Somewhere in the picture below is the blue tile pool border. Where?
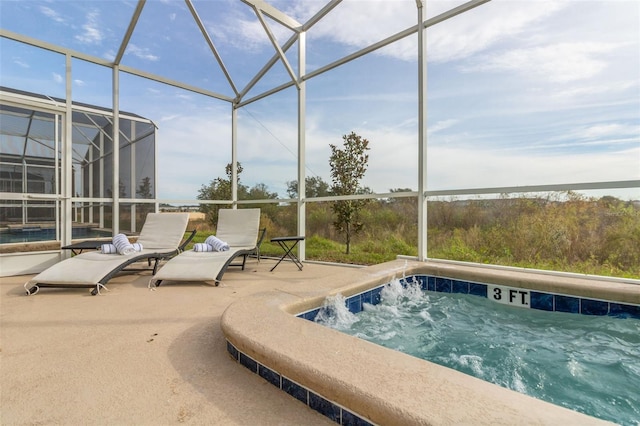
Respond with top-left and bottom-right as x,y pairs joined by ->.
226,341 -> 374,426
298,274 -> 640,321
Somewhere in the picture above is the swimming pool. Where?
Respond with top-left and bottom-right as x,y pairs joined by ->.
312,277 -> 640,425
0,226 -> 110,244
222,259 -> 639,425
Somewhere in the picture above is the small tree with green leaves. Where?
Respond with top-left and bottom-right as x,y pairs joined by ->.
197,162 -> 248,226
329,131 -> 370,254
286,176 -> 332,198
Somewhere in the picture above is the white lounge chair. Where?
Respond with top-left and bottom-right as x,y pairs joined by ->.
24,213 -> 192,296
149,208 -> 262,288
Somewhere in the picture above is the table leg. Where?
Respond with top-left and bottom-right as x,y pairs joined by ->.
270,240 -> 303,271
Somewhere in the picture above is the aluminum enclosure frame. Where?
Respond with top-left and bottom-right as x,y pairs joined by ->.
1,0 -> 638,268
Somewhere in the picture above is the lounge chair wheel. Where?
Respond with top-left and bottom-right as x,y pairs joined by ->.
91,288 -> 99,296
155,280 -> 162,287
26,286 -> 38,296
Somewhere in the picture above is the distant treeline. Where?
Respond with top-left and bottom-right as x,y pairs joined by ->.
425,193 -> 639,279
194,192 -> 640,279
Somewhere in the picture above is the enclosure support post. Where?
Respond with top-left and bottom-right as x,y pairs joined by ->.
61,54 -> 73,257
416,0 -> 428,261
112,65 -> 120,235
297,31 -> 307,262
231,105 -> 238,207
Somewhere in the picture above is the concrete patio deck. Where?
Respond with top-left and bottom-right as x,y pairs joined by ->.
1,257 -> 347,425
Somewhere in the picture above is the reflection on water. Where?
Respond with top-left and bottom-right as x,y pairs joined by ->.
0,226 -> 110,244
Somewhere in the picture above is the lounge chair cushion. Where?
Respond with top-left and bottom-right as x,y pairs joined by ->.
136,213 -> 189,249
150,208 -> 260,285
25,213 -> 190,289
150,248 -> 253,283
27,249 -> 162,285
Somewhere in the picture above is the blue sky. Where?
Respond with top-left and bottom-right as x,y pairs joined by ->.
1,0 -> 639,201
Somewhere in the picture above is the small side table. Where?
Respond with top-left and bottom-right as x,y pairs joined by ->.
62,239 -> 110,255
270,236 -> 305,272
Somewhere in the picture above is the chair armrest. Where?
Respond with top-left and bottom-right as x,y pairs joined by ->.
179,229 -> 197,251
257,227 -> 267,248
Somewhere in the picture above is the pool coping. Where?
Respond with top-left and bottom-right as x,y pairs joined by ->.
221,259 -> 637,425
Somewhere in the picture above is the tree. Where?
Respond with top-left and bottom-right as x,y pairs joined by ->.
197,162 -> 248,225
107,181 -> 127,198
134,177 -> 155,221
329,131 -> 370,254
246,182 -> 278,200
197,163 -> 280,225
136,176 -> 153,199
286,176 -> 332,198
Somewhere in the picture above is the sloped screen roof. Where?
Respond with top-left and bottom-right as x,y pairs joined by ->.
1,0 -> 638,200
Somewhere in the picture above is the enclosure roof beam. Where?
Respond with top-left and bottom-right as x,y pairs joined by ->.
114,0 -> 146,65
0,29 -> 112,67
237,32 -> 298,103
237,0 -> 341,103
241,0 -> 301,31
253,7 -> 300,90
240,0 -> 492,106
0,29 -> 234,104
237,80 -> 295,108
21,111 -> 35,162
186,0 -> 240,97
118,65 -> 234,102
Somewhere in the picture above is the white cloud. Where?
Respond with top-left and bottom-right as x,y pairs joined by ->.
207,7 -> 295,53
578,123 -> 640,140
5,0 -> 635,202
426,0 -> 566,63
13,58 -> 29,68
427,145 -> 640,192
39,5 -> 65,23
428,119 -> 459,136
103,49 -> 116,62
304,0 -> 415,59
464,42 -> 616,83
552,80 -> 637,100
75,10 -> 103,45
528,123 -> 640,151
293,0 -> 566,63
157,111 -> 232,199
126,44 -> 159,61
74,79 -> 86,87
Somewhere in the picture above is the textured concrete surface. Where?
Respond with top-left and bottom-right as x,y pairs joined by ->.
1,257 -> 343,425
3,256 -> 633,425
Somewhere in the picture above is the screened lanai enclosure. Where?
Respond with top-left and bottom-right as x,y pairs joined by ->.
1,87 -> 156,236
1,0 -> 639,277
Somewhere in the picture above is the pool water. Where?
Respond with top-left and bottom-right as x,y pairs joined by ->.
0,227 -> 110,244
314,279 -> 640,425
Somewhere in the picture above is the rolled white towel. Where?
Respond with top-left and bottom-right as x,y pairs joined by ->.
193,242 -> 214,252
113,233 -> 135,255
204,235 -> 230,252
100,244 -> 118,254
101,242 -> 142,254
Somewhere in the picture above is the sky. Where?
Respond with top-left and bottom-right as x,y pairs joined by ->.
1,0 -> 639,201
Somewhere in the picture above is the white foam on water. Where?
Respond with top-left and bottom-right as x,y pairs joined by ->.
312,276 -> 640,425
314,294 -> 359,330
